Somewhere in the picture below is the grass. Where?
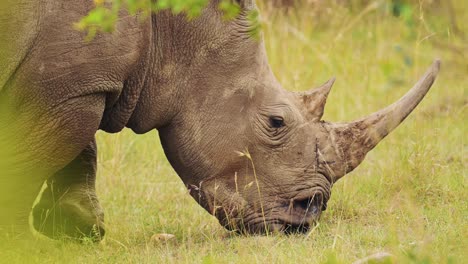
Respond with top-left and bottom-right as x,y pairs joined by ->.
2,1 -> 467,263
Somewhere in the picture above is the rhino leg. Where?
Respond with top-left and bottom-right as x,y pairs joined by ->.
0,91 -> 106,240
32,139 -> 105,242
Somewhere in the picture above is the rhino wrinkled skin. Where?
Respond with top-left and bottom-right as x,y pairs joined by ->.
0,0 -> 439,240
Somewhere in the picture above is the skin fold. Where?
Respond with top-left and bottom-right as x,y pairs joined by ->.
0,0 -> 439,240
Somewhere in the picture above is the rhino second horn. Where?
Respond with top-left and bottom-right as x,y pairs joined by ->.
330,59 -> 440,180
301,77 -> 336,121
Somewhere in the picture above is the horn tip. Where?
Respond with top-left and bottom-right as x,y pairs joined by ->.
323,77 -> 336,92
432,59 -> 441,74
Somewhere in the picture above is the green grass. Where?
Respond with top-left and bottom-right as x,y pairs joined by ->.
2,1 -> 467,263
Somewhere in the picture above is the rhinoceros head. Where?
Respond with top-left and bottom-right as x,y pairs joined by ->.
154,0 -> 440,234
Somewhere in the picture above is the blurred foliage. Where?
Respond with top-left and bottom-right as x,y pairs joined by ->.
76,0 -> 242,40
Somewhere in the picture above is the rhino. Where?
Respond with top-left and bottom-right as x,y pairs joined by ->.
0,0 -> 439,241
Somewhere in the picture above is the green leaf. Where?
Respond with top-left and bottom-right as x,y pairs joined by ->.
76,0 -> 252,40
219,0 -> 240,20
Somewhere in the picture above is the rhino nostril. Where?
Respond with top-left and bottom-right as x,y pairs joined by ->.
295,197 -> 312,211
293,193 -> 323,214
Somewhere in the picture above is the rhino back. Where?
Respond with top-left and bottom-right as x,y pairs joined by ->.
0,0 -> 152,133
0,0 -> 41,92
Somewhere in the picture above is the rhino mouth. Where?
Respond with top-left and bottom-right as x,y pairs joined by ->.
240,215 -> 317,235
234,193 -> 325,235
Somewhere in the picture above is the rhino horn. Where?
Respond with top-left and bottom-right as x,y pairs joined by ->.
329,60 -> 440,180
301,77 -> 336,121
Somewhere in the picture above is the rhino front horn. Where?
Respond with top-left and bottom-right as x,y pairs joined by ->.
328,60 -> 440,181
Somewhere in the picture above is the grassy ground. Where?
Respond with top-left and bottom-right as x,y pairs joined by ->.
3,1 -> 467,263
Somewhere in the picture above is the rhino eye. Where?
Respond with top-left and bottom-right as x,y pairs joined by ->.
269,116 -> 285,128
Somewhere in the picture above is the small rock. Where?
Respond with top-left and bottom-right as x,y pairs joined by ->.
150,233 -> 175,244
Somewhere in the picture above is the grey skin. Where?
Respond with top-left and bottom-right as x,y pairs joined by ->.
0,0 -> 439,240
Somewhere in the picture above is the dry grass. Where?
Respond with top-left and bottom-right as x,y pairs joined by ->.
2,0 -> 467,263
